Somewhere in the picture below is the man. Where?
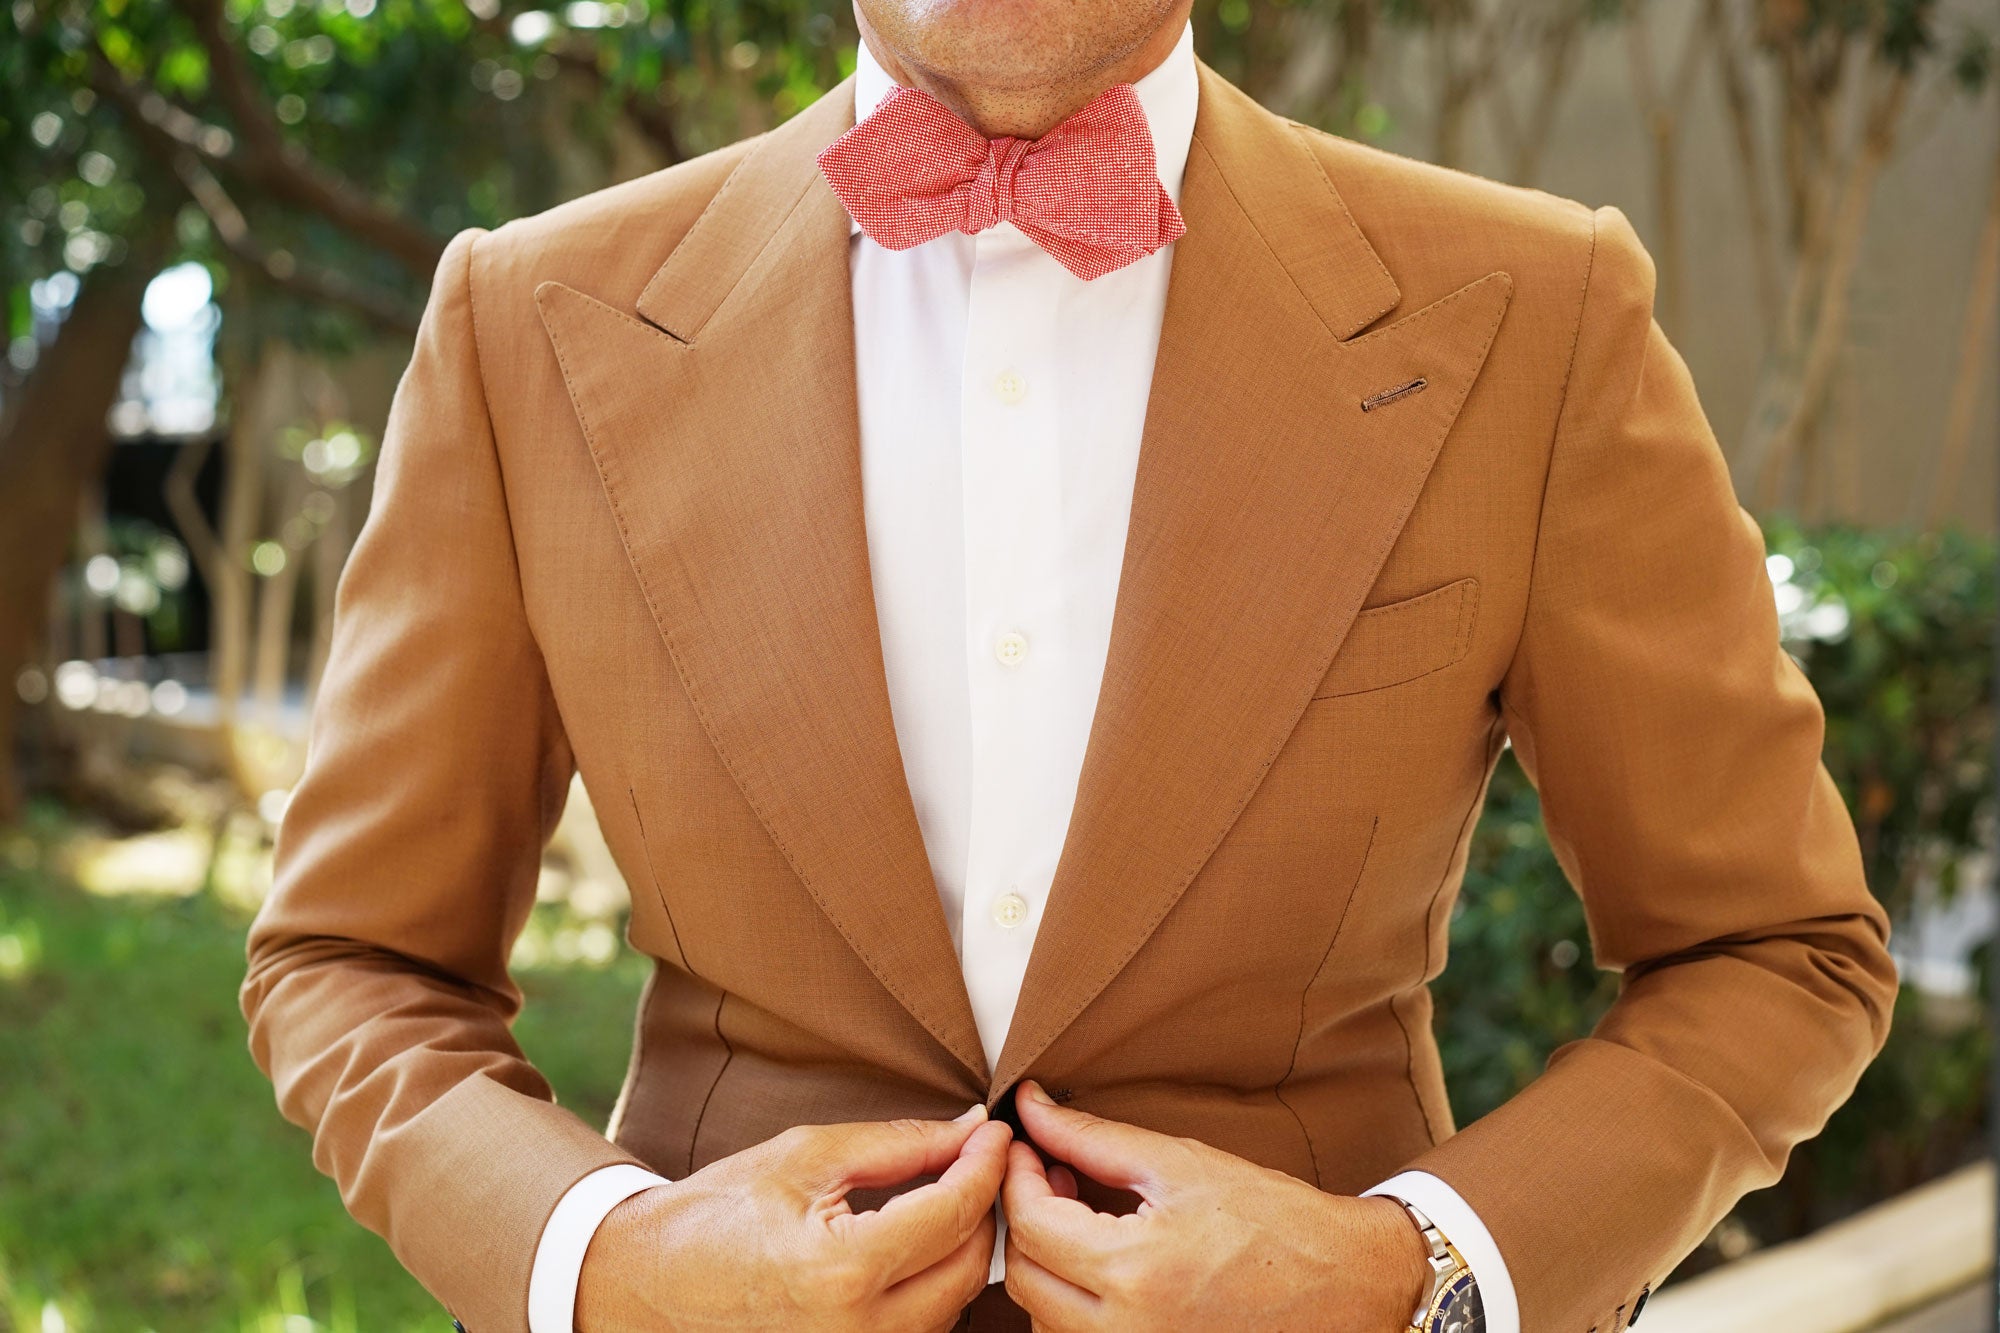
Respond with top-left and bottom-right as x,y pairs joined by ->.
240,0 -> 1898,1328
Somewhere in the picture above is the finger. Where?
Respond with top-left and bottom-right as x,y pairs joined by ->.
1002,1136 -> 1060,1205
800,1107 -> 990,1195
1047,1161 -> 1079,1200
1014,1082 -> 1179,1198
1004,1229 -> 1102,1332
1000,1140 -> 1125,1290
850,1119 -> 1012,1286
875,1203 -> 996,1332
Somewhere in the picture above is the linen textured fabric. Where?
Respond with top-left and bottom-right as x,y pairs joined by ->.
241,55 -> 1896,1333
816,81 -> 1186,280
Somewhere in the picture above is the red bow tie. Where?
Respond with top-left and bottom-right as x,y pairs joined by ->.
817,82 -> 1186,282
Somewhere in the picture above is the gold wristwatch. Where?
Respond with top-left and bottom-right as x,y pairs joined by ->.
1385,1196 -> 1485,1333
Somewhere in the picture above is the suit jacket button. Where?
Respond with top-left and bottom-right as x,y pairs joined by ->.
1629,1284 -> 1652,1326
991,1084 -> 1023,1138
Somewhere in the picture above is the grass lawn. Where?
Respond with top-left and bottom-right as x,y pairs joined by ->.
0,815 -> 648,1333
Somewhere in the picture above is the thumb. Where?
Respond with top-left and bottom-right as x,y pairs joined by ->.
1013,1081 -> 1178,1199
804,1105 -> 991,1194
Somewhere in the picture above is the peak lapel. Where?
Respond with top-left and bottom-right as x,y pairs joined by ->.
990,66 -> 1513,1096
536,81 -> 988,1086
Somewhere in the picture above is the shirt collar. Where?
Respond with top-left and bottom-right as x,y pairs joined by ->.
845,20 -> 1199,238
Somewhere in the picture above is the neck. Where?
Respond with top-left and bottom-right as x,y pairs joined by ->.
854,4 -> 1192,139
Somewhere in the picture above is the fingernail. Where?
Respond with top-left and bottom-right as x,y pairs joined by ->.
1021,1081 -> 1051,1105
954,1103 -> 988,1124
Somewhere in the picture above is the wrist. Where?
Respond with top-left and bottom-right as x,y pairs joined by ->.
1363,1194 -> 1434,1327
1375,1193 -> 1488,1333
575,1183 -> 678,1332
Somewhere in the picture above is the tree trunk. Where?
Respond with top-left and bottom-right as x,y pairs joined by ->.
252,466 -> 304,724
0,240 -> 165,823
1626,1 -> 1709,340
305,482 -> 354,713
1924,143 -> 2000,525
1326,0 -> 1378,135
1707,0 -> 1782,334
1628,6 -> 1684,335
171,334 -> 296,801
1740,67 -> 1909,506
210,341 -> 277,745
1429,6 -> 1502,172
1504,5 -> 1585,187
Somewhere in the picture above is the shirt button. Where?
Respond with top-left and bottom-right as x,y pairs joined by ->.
991,891 -> 1030,929
993,631 -> 1029,667
994,370 -> 1027,405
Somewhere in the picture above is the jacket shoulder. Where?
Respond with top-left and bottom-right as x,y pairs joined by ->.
1292,124 -> 1601,320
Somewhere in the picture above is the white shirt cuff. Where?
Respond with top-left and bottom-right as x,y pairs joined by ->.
527,1163 -> 673,1333
1364,1170 -> 1520,1333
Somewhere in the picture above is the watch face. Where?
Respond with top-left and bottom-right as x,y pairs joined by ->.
1428,1269 -> 1485,1333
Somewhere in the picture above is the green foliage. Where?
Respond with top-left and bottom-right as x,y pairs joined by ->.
1432,750 -> 1618,1124
0,0 -> 860,368
1775,979 -> 1989,1241
90,517 -> 196,650
1950,23 -> 1994,93
1435,519 -> 1996,1258
1766,521 -> 1996,920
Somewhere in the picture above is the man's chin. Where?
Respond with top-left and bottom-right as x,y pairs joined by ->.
857,0 -> 1171,93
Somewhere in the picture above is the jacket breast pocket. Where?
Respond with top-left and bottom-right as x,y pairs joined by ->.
1312,576 -> 1480,700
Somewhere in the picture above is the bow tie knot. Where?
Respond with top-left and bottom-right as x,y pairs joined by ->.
962,135 -> 1031,234
818,82 -> 1187,282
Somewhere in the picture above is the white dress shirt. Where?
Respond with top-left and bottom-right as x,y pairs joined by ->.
527,26 -> 1518,1332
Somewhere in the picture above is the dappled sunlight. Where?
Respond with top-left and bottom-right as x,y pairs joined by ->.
0,919 -> 40,983
18,760 -> 637,978
515,773 -> 632,973
511,914 -> 622,972
67,827 -> 210,899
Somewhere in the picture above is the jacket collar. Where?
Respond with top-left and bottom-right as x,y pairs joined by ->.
632,58 -> 1403,347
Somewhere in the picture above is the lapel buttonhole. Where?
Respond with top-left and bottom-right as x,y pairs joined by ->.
1360,377 -> 1428,412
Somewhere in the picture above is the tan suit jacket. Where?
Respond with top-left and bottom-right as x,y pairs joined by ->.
242,57 -> 1896,1333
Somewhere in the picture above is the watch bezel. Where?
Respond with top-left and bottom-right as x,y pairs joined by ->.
1419,1261 -> 1481,1333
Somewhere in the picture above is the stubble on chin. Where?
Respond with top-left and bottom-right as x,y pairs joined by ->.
853,0 -> 1186,135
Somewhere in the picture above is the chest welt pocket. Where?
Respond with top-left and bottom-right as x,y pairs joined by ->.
1312,577 -> 1480,699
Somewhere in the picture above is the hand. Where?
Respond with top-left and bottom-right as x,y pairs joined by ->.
577,1105 -> 1012,1332
1000,1081 -> 1429,1331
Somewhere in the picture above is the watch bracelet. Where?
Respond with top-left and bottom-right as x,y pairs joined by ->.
1384,1196 -> 1484,1333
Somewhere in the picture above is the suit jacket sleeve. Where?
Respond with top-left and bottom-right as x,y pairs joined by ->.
240,227 -> 645,1333
1401,205 -> 1898,1330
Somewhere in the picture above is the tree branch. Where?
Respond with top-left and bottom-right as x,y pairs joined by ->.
92,58 -> 422,334
554,42 -> 685,163
1707,0 -> 1781,334
177,155 -> 423,335
469,5 -> 685,164
168,0 -> 446,274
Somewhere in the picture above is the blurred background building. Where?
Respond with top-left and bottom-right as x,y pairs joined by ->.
0,0 -> 1994,1329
